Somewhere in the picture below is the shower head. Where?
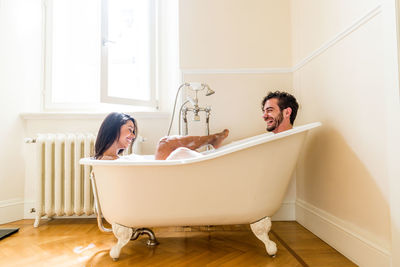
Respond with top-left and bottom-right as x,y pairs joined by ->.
205,85 -> 215,96
187,83 -> 215,96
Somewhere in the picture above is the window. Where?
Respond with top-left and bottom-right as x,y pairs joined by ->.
44,0 -> 158,110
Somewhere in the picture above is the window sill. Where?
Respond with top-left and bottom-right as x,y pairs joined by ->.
20,111 -> 170,120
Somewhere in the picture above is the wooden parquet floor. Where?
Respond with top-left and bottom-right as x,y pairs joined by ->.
0,219 -> 356,267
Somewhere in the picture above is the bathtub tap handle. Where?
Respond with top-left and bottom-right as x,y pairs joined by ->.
193,108 -> 201,121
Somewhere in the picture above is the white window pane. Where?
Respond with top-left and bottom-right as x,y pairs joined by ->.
51,0 -> 101,103
107,0 -> 152,101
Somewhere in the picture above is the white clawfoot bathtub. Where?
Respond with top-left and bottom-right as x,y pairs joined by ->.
80,122 -> 321,260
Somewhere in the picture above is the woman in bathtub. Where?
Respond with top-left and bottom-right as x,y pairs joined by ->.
94,112 -> 229,160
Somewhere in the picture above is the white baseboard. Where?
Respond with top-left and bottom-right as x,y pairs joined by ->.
296,199 -> 391,267
272,201 -> 295,221
0,198 -> 24,224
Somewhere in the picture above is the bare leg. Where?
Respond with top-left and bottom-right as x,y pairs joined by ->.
155,129 -> 229,160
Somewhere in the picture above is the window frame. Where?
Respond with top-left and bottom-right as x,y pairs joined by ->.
42,0 -> 159,111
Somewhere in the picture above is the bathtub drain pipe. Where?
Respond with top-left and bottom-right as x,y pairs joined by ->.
131,228 -> 159,246
90,171 -> 113,233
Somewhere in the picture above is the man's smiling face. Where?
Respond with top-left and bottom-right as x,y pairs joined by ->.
262,98 -> 283,132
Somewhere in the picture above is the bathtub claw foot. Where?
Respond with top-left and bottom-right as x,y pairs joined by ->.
250,217 -> 277,256
110,223 -> 133,260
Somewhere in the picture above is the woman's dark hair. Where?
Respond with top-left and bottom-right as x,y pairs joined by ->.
94,112 -> 137,159
261,91 -> 299,124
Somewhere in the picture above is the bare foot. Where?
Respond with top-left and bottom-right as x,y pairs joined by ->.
211,129 -> 229,148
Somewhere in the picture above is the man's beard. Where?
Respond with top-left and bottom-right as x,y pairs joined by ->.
266,112 -> 283,132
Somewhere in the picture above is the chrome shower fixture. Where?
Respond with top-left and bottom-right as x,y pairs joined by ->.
205,85 -> 215,96
188,82 -> 215,96
167,82 -> 215,136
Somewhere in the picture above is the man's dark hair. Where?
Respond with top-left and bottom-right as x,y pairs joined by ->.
261,91 -> 299,125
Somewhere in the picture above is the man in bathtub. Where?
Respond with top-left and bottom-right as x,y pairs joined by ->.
261,91 -> 299,133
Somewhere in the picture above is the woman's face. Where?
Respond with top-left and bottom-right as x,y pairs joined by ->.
117,120 -> 136,149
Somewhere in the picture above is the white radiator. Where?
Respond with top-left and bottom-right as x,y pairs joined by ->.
29,133 -> 136,227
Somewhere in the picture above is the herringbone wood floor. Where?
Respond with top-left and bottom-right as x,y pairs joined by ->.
0,219 -> 356,267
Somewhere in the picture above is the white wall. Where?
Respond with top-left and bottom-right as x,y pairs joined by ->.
291,0 -> 397,266
0,0 -> 42,224
180,0 -> 292,69
383,1 -> 400,266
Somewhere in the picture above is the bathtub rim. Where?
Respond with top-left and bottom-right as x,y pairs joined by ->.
80,122 -> 321,166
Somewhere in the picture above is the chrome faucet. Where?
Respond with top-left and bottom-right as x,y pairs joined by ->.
181,105 -> 212,136
167,83 -> 215,136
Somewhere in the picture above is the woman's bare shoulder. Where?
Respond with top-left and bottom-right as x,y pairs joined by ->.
97,155 -> 118,160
